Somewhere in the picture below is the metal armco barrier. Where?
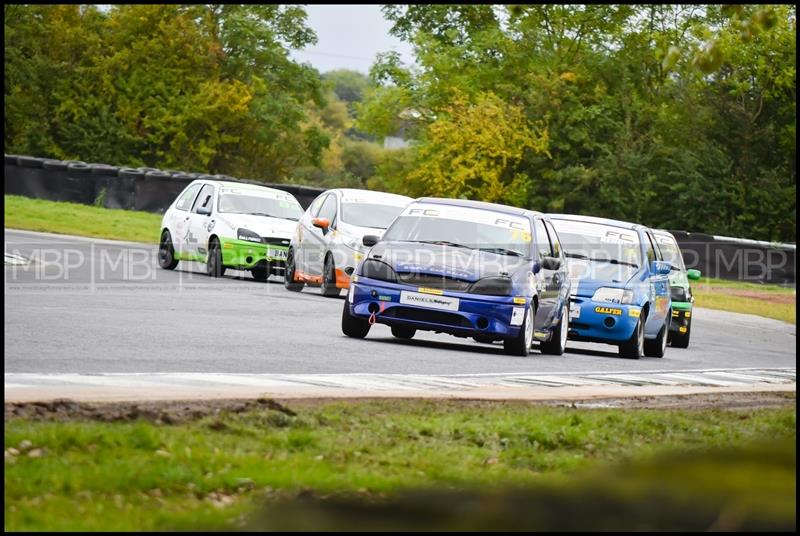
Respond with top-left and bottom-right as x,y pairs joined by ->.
4,155 -> 795,284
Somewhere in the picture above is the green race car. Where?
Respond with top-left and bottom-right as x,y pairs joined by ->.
654,230 -> 701,348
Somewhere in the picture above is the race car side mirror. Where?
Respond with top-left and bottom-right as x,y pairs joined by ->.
687,268 -> 702,280
362,235 -> 380,247
196,205 -> 211,216
312,217 -> 330,231
541,256 -> 561,270
652,260 -> 672,275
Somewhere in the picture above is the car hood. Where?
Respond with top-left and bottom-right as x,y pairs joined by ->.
337,222 -> 387,241
566,258 -> 642,297
368,241 -> 529,283
218,214 -> 297,239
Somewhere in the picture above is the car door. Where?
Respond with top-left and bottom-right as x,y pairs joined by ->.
170,182 -> 203,257
644,231 -> 670,333
545,219 -> 569,311
187,183 -> 216,261
295,193 -> 327,274
307,193 -> 338,278
532,218 -> 558,328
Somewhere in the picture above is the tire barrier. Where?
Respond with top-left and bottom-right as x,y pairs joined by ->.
668,230 -> 795,285
4,153 -> 325,213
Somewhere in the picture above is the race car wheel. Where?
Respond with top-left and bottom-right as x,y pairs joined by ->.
341,296 -> 370,338
321,254 -> 341,298
206,238 -> 225,278
251,266 -> 269,282
540,303 -> 569,355
503,304 -> 534,356
391,326 -> 416,339
619,317 -> 644,359
671,317 -> 691,348
158,230 -> 178,270
644,316 -> 669,357
284,248 -> 304,292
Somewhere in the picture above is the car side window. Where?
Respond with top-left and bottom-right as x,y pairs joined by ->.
175,184 -> 201,212
534,219 -> 552,259
544,220 -> 562,258
191,184 -> 214,214
318,193 -> 337,224
644,232 -> 657,264
309,194 -> 327,218
648,232 -> 664,260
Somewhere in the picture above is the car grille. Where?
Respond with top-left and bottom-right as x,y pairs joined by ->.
397,272 -> 471,291
381,306 -> 472,328
262,237 -> 290,247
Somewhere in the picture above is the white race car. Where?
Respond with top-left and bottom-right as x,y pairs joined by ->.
285,188 -> 412,296
158,179 -> 304,281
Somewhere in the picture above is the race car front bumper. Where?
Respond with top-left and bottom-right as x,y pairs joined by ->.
669,301 -> 692,334
219,237 -> 288,269
566,296 -> 642,343
348,276 -> 530,339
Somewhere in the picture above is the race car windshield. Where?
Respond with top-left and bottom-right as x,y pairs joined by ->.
218,194 -> 303,220
341,203 -> 406,229
655,237 -> 686,271
550,219 -> 643,269
383,216 -> 532,258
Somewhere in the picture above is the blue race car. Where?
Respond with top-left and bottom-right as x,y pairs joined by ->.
341,198 -> 572,356
547,215 -> 672,359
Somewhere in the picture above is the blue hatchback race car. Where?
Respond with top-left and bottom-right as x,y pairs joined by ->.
547,215 -> 672,359
341,198 -> 572,356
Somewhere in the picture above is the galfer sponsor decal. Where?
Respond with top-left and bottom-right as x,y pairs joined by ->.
629,308 -> 641,318
595,306 -> 622,315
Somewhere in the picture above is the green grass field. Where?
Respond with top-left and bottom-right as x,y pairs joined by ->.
4,195 -> 796,323
4,399 -> 796,531
4,195 -> 161,243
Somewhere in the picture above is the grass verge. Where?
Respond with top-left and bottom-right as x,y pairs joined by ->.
4,398 -> 796,531
692,277 -> 796,324
4,194 -> 161,243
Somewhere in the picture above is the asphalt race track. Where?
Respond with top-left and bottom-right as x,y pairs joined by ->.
4,229 -> 796,382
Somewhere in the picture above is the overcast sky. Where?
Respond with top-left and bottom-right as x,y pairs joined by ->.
289,4 -> 415,74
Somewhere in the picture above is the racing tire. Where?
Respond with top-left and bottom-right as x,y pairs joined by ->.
619,317 -> 644,359
157,230 -> 179,270
321,253 -> 341,298
284,248 -> 304,292
540,303 -> 569,356
251,266 -> 269,282
644,316 -> 669,357
391,326 -> 416,339
670,318 -> 691,349
341,297 -> 370,338
206,238 -> 226,278
503,304 -> 534,357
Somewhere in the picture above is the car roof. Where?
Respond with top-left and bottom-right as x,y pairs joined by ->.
416,197 -> 544,218
547,213 -> 648,232
197,179 -> 297,198
652,229 -> 677,239
328,188 -> 412,205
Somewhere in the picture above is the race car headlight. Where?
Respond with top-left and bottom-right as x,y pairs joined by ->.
469,276 -> 513,296
237,228 -> 262,243
670,286 -> 688,302
592,287 -> 634,304
360,259 -> 398,283
343,235 -> 367,251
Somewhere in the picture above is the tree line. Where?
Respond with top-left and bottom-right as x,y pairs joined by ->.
4,5 -> 795,241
